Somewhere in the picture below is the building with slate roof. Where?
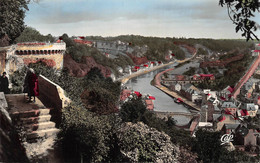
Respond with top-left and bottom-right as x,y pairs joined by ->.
221,123 -> 240,134
180,83 -> 202,102
239,103 -> 259,117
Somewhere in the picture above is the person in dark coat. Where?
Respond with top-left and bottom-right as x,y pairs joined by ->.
25,69 -> 39,102
0,72 -> 9,94
23,69 -> 30,95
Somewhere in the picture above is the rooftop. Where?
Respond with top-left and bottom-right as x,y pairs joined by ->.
221,101 -> 237,108
224,123 -> 239,129
240,103 -> 257,111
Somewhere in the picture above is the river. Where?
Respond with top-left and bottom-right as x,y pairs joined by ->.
125,60 -> 200,125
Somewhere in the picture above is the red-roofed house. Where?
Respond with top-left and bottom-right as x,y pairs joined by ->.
199,74 -> 215,80
105,53 -> 109,58
120,89 -> 131,101
224,107 -> 237,117
227,87 -> 234,93
143,64 -> 149,68
220,96 -> 227,101
176,75 -> 186,81
145,99 -> 154,111
255,96 -> 260,105
216,114 -> 239,131
235,127 -> 257,147
132,66 -> 140,72
149,96 -> 156,100
218,86 -> 234,100
193,74 -> 201,80
134,91 -> 142,98
218,115 -> 226,122
73,39 -> 93,46
240,109 -> 249,116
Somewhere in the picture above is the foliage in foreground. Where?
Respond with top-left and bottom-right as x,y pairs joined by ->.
219,0 -> 259,41
116,122 -> 177,162
120,97 -> 192,146
193,129 -> 260,162
58,105 -> 119,162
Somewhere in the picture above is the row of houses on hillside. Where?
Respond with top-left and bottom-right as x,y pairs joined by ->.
162,74 -> 215,86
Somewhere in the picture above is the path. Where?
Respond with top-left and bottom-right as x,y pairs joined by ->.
232,54 -> 260,98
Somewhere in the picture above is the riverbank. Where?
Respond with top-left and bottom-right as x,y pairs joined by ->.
153,68 -> 200,112
120,61 -> 175,84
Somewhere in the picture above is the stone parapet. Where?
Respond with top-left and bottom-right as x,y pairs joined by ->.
38,75 -> 71,110
16,42 -> 66,51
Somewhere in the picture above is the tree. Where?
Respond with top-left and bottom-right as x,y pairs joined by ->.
0,0 -> 29,45
192,129 -> 224,162
81,67 -> 121,114
219,0 -> 259,41
15,27 -> 54,43
120,97 -> 147,123
58,105 -> 118,162
116,122 -> 177,162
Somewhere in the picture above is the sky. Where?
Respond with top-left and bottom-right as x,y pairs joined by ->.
25,0 -> 260,39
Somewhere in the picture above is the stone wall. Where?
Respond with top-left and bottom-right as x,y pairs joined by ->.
0,45 -> 22,75
0,92 -> 28,162
0,50 -> 6,74
0,43 -> 66,78
38,75 -> 71,125
16,43 -> 66,51
200,54 -> 244,68
19,53 -> 64,69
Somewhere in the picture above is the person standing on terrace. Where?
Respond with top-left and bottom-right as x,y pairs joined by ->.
0,72 -> 9,94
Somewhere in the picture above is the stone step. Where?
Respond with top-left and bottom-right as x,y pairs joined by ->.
26,128 -> 60,140
25,121 -> 56,132
11,109 -> 51,118
21,115 -> 52,124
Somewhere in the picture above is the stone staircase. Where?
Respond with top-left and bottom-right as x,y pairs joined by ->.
11,107 -> 59,142
5,94 -> 59,143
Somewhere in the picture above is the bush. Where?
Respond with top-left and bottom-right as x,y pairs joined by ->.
58,105 -> 118,162
15,27 -> 54,43
10,67 -> 27,94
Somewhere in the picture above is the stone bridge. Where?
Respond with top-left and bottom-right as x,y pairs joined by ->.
154,111 -> 199,120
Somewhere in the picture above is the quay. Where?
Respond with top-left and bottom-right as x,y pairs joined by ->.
119,61 -> 175,84
154,84 -> 201,112
154,111 -> 199,120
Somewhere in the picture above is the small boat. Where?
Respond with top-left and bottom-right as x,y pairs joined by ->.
174,98 -> 183,104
